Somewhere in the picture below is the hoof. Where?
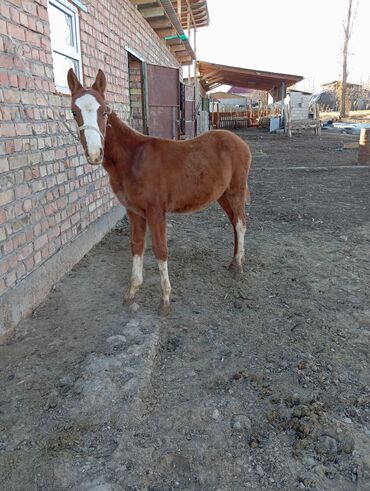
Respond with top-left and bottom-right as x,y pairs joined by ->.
158,299 -> 171,316
228,260 -> 243,279
123,293 -> 134,306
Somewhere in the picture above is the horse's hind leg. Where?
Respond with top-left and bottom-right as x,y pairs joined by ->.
146,208 -> 171,315
218,188 -> 247,277
123,211 -> 147,305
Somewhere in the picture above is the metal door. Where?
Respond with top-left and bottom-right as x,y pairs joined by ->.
184,84 -> 195,138
146,64 -> 180,139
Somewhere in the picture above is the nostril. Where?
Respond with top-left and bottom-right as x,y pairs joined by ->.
85,151 -> 102,163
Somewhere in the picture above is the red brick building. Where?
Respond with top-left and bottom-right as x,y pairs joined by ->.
0,0 -> 209,339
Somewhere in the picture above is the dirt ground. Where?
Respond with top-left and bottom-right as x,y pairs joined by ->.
1,129 -> 370,491
320,110 -> 370,123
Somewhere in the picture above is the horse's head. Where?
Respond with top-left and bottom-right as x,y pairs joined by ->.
67,69 -> 110,165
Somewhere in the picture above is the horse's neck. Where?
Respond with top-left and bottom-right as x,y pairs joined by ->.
104,112 -> 142,166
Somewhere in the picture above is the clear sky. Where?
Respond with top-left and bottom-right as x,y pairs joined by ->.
196,0 -> 370,92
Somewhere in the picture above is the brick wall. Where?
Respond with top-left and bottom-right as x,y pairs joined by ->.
0,0 -> 179,299
289,92 -> 311,120
128,58 -> 144,133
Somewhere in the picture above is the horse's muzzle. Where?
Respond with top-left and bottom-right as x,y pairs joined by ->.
86,149 -> 103,165
87,158 -> 103,165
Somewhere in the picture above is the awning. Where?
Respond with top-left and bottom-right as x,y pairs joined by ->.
197,60 -> 303,98
130,1 -> 209,66
175,0 -> 209,29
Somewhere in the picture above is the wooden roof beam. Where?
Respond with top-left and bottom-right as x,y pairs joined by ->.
203,64 -> 302,83
140,6 -> 166,18
179,58 -> 193,65
201,73 -> 223,82
174,0 -> 209,28
203,74 -> 221,84
184,0 -> 196,29
199,69 -> 219,81
169,44 -> 187,52
208,82 -> 222,90
146,17 -> 172,28
131,0 -> 158,5
155,27 -> 177,37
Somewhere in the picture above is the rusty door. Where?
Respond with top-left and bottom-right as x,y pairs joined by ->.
184,84 -> 195,138
146,64 -> 180,139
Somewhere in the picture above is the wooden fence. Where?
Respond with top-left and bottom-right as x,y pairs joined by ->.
210,105 -> 273,129
211,111 -> 249,129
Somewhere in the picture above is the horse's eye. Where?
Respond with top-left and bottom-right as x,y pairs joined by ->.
72,111 -> 77,117
103,111 -> 108,117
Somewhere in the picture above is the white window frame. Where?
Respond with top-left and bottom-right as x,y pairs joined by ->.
48,0 -> 83,94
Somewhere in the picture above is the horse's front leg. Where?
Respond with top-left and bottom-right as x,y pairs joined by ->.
123,210 -> 147,305
146,208 -> 171,315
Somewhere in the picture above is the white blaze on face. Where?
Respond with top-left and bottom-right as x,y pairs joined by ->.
75,94 -> 102,162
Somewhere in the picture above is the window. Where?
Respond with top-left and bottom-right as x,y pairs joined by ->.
48,0 -> 83,93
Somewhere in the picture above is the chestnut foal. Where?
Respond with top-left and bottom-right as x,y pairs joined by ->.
68,69 -> 252,314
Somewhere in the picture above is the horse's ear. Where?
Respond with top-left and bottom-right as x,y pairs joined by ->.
67,68 -> 82,94
92,69 -> 106,96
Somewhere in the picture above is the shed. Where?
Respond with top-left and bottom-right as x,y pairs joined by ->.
284,90 -> 321,137
197,61 -> 303,130
285,90 -> 312,120
197,61 -> 303,101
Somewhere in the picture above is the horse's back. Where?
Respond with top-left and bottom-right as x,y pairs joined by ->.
163,130 -> 251,212
124,129 -> 251,213
193,129 -> 251,174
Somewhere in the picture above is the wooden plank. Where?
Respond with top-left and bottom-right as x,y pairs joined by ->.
155,28 -> 177,38
146,18 -> 172,29
131,0 -> 158,5
140,6 -> 165,18
184,0 -> 196,28
169,44 -> 187,53
199,69 -> 219,82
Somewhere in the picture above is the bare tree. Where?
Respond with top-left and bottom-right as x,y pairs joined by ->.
340,0 -> 358,118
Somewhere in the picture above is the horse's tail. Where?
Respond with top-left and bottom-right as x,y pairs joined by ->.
245,145 -> 252,204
